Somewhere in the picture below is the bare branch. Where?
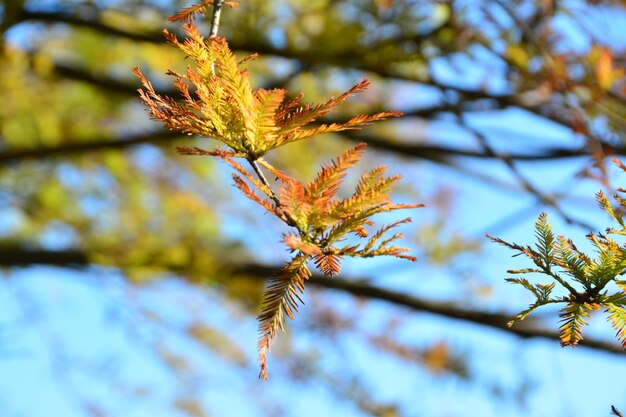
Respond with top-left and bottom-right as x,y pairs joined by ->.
1,248 -> 624,355
0,131 -> 181,165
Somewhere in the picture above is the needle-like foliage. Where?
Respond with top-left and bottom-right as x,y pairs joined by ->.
133,23 -> 400,159
168,0 -> 239,23
134,3 -> 420,380
488,158 -> 626,349
231,143 -> 423,379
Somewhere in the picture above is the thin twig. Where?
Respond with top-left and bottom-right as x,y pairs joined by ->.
247,158 -> 303,232
208,0 -> 225,75
454,110 -> 593,230
491,0 -> 556,69
248,159 -> 278,202
209,0 -> 224,38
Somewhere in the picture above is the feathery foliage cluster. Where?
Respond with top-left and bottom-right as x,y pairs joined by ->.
133,1 -> 421,379
133,24 -> 400,159
488,159 -> 626,349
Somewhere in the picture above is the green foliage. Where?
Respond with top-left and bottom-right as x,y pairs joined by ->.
488,159 -> 626,349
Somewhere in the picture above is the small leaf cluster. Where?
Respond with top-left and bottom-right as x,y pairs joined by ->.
133,24 -> 399,160
488,159 -> 626,349
255,143 -> 422,379
133,4 -> 420,379
180,143 -> 423,378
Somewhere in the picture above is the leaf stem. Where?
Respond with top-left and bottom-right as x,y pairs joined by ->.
247,158 -> 304,233
543,267 -> 580,297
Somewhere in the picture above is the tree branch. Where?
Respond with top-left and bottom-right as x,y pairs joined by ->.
0,248 -> 88,266
19,10 -> 163,43
50,62 -> 177,97
0,131 -> 182,165
4,56 -> 619,168
1,248 -> 623,355
0,127 -> 618,170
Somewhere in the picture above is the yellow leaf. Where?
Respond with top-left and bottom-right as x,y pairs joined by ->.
596,47 -> 614,90
506,45 -> 529,70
